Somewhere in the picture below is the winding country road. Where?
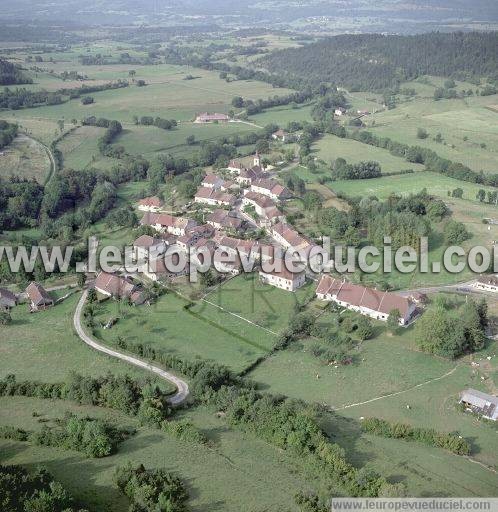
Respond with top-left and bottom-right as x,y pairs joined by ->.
73,290 -> 189,405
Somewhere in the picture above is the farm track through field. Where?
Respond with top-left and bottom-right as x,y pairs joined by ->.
73,290 -> 189,405
333,365 -> 459,411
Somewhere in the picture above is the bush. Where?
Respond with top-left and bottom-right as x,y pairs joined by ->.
361,417 -> 470,455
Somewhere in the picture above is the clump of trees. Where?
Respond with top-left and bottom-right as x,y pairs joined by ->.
162,418 -> 208,445
133,115 -> 178,130
0,58 -> 32,85
0,465 -> 86,512
0,120 -> 18,150
361,417 -> 471,455
415,298 -> 487,358
331,158 -> 382,180
114,463 -> 189,512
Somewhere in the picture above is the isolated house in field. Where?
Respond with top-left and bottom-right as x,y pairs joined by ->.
94,272 -> 146,305
460,389 -> 498,421
250,179 -> 292,201
133,235 -> 167,261
0,288 -> 17,310
195,112 -> 229,123
315,275 -> 416,326
259,262 -> 306,292
473,275 -> 498,293
137,196 -> 163,212
26,282 -> 54,312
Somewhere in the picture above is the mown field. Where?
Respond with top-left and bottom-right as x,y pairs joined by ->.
92,287 -> 278,374
0,133 -> 51,182
314,134 -> 426,173
329,171 -> 496,203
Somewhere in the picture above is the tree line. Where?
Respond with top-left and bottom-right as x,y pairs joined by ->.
0,120 -> 17,150
255,32 -> 498,92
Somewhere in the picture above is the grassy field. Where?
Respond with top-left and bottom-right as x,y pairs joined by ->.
248,318 -> 498,493
0,293 -> 175,393
0,133 -> 51,182
201,273 -> 314,333
93,288 -> 277,373
314,134 -> 426,173
0,398 -> 307,512
364,88 -> 498,174
329,171 -> 496,203
115,121 -> 255,159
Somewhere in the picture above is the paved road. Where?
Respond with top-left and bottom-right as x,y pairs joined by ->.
73,290 -> 189,405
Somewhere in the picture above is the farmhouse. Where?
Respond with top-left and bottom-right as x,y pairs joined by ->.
259,263 -> 306,292
95,271 -> 146,305
133,235 -> 167,261
473,275 -> 498,292
0,288 -> 17,310
250,178 -> 292,201
195,112 -> 230,123
140,212 -> 197,236
137,196 -> 163,212
26,282 -> 54,312
194,186 -> 236,207
236,167 -> 270,186
335,107 -> 347,116
201,173 -> 225,190
316,275 -> 416,325
272,129 -> 288,142
143,253 -> 186,282
271,222 -> 310,250
460,389 -> 498,421
206,209 -> 243,231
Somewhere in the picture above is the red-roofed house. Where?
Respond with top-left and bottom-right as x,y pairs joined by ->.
140,213 -> 197,236
316,275 -> 416,325
138,196 -> 163,212
250,178 -> 292,201
259,261 -> 306,292
194,186 -> 236,207
26,282 -> 54,312
95,272 -> 146,305
133,235 -> 167,261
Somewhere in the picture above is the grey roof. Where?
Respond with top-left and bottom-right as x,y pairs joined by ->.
0,288 -> 17,307
460,388 -> 498,420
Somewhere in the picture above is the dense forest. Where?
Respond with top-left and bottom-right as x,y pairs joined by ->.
256,32 -> 498,91
0,58 -> 31,86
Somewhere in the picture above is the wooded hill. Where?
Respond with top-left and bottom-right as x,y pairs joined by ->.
256,32 -> 498,91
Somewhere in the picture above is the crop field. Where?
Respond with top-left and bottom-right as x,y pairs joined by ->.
93,289 -> 277,373
0,399 -> 306,512
314,134 -> 426,173
0,133 -> 51,182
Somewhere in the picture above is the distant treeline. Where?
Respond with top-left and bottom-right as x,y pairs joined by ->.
0,80 -> 127,110
255,32 -> 498,91
0,57 -> 32,85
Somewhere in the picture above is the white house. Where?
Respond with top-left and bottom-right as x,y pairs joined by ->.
259,264 -> 306,292
201,174 -> 225,190
194,186 -> 236,207
250,178 -> 291,201
335,107 -> 346,116
315,275 -> 416,326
